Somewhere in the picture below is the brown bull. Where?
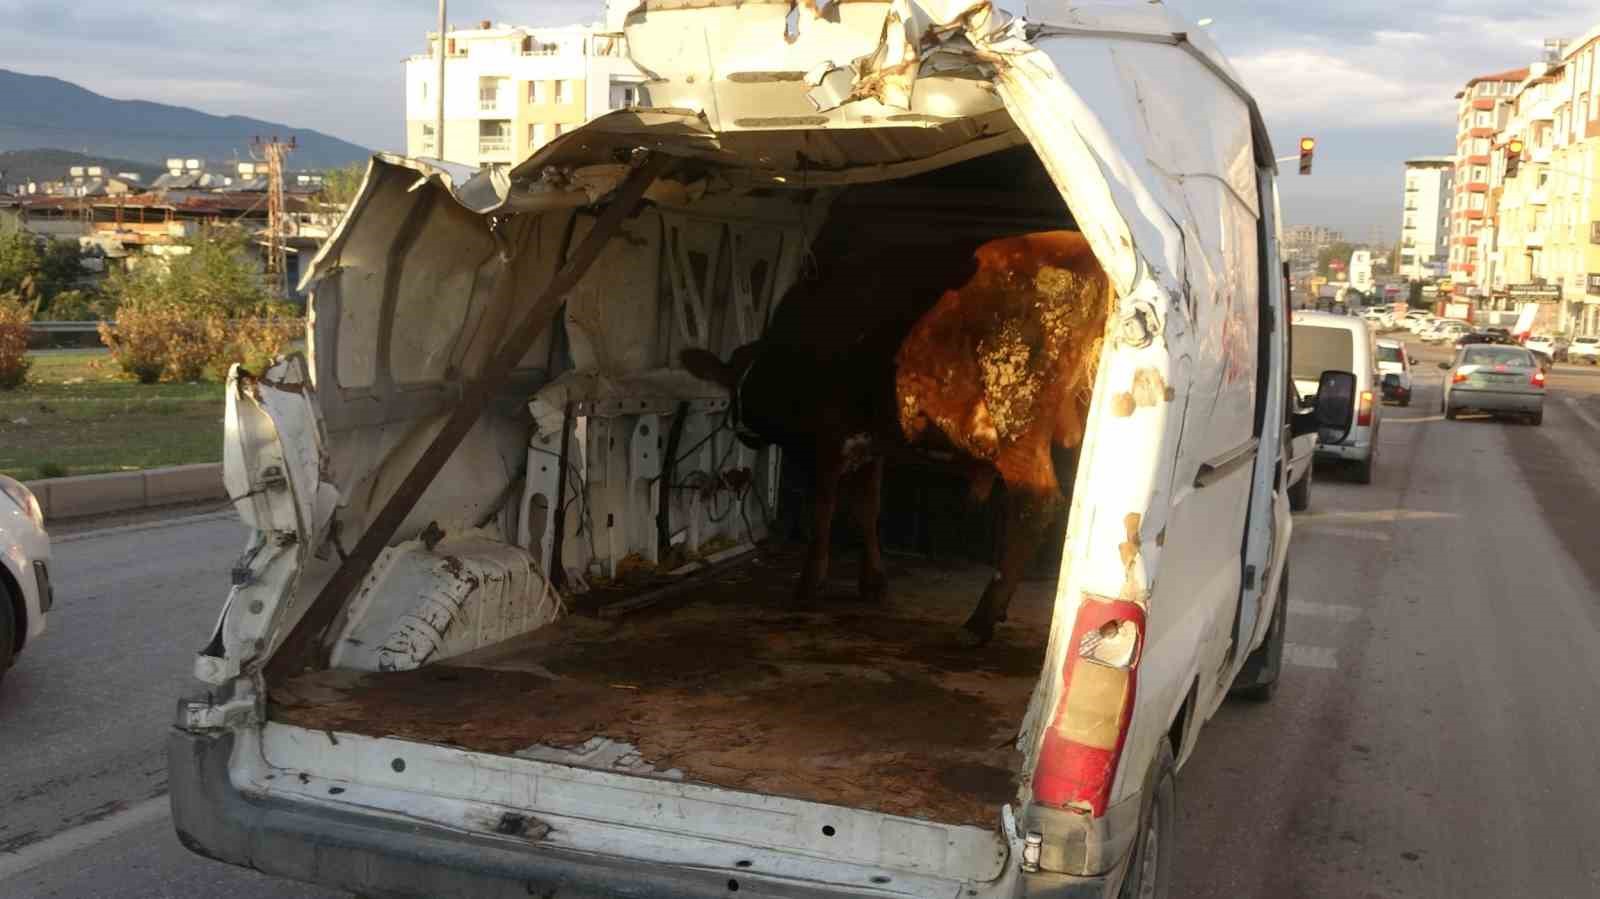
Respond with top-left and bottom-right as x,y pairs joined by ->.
682,230 -> 1112,644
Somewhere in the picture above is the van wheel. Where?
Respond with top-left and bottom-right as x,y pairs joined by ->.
1444,406 -> 1458,421
1529,410 -> 1543,426
1353,456 -> 1374,484
1288,468 -> 1311,512
1231,567 -> 1287,702
1118,738 -> 1175,899
0,583 -> 15,686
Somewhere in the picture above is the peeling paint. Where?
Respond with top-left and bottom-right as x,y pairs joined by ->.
1117,512 -> 1142,569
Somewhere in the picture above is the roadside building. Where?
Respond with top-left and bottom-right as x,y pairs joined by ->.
1399,157 -> 1453,281
1449,67 -> 1527,298
403,8 -> 646,170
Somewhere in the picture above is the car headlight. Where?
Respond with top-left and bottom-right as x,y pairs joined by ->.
0,475 -> 44,530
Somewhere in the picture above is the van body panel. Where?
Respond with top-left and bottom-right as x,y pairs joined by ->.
173,3 -> 1291,895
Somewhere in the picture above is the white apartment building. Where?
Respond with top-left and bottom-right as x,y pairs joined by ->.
1399,156 -> 1453,280
404,9 -> 646,169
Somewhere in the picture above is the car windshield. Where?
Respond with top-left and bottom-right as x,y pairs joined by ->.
1576,338 -> 1599,345
1292,324 -> 1354,382
1461,347 -> 1533,367
1377,345 -> 1403,364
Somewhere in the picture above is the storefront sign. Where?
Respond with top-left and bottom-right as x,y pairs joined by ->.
1508,283 -> 1562,303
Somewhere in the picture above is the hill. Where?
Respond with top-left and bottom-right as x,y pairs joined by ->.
0,69 -> 372,171
0,149 -> 164,188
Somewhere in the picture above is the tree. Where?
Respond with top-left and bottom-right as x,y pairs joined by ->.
0,231 -> 41,299
105,227 -> 271,318
1316,241 -> 1356,278
317,162 -> 367,210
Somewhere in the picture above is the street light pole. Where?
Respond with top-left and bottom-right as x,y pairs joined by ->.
435,0 -> 447,160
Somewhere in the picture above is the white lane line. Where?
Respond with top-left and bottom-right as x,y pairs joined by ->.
0,796 -> 169,881
1289,601 -> 1362,623
53,509 -> 239,544
1564,397 -> 1600,434
1284,643 -> 1339,670
1294,526 -> 1392,542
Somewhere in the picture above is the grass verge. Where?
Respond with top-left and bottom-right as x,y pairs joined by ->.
0,350 -> 224,481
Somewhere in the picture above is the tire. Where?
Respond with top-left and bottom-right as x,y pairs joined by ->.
1231,567 -> 1288,702
1288,467 -> 1311,512
1530,410 -> 1543,426
1444,405 -> 1458,421
0,583 -> 15,687
1353,454 -> 1374,484
1118,738 -> 1176,899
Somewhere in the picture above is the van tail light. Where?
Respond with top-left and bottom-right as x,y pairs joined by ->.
1531,368 -> 1546,387
1357,390 -> 1374,427
1452,372 -> 1468,384
1032,597 -> 1145,817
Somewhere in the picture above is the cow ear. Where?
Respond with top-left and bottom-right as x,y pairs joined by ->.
680,348 -> 734,387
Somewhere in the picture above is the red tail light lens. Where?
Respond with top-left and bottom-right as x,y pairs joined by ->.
1531,369 -> 1546,387
1032,597 -> 1146,817
1357,390 -> 1374,426
1452,372 -> 1468,384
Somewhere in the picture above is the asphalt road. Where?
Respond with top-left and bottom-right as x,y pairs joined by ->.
2,336 -> 1598,897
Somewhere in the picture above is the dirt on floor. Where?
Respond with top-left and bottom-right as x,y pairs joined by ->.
272,548 -> 1058,828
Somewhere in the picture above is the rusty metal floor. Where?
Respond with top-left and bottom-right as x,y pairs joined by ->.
271,548 -> 1054,828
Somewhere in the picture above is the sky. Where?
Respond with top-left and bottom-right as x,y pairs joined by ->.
0,1 -> 1595,239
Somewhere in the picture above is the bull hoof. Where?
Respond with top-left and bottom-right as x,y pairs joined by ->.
958,617 -> 996,648
859,573 -> 889,603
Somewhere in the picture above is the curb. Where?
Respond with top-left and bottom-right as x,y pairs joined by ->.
26,463 -> 227,522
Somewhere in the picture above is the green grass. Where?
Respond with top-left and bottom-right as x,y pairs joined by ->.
0,350 -> 225,481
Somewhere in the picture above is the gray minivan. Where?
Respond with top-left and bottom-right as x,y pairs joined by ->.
1293,311 -> 1381,483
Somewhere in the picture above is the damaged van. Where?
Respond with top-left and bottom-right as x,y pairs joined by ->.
168,2 -> 1357,897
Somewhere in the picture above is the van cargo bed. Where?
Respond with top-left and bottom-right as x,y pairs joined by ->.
271,548 -> 1054,828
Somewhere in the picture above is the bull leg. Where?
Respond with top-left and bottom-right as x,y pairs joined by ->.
851,456 -> 888,602
961,488 -> 1062,645
797,451 -> 844,605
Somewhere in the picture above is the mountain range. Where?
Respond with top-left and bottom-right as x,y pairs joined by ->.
0,68 -> 371,172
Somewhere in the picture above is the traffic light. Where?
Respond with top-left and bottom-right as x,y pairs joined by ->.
1505,138 -> 1524,178
1298,137 -> 1316,176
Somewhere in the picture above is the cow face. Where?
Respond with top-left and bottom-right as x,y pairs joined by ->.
679,342 -> 762,389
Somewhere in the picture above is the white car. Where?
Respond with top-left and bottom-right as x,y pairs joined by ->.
1376,338 -> 1413,406
0,475 -> 52,688
1524,334 -> 1558,356
1570,336 -> 1600,364
1406,314 -> 1435,334
1423,320 -> 1470,344
1360,308 -> 1391,331
1294,311 -> 1382,482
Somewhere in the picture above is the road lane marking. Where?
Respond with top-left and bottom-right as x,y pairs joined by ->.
1289,601 -> 1362,623
1284,643 -> 1338,670
1294,526 -> 1391,542
54,509 -> 240,544
0,795 -> 168,881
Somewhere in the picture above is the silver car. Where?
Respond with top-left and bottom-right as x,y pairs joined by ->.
1440,345 -> 1546,425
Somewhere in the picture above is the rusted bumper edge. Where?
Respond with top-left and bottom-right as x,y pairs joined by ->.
168,728 -> 1117,899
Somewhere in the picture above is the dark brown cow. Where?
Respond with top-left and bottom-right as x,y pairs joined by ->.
682,230 -> 1112,644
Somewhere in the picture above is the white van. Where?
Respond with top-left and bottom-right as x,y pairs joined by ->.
168,4 -> 1356,897
1292,312 -> 1380,483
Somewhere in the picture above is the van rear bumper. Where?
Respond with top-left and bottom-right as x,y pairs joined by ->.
169,729 -> 1118,899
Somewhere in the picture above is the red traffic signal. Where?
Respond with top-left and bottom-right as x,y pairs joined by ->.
1505,138 -> 1524,178
1298,137 -> 1316,175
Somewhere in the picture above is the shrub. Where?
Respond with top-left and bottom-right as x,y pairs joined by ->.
0,294 -> 32,389
100,302 -> 227,384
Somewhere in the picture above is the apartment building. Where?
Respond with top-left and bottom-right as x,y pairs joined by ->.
1490,25 -> 1600,335
1399,157 -> 1453,280
1448,68 -> 1526,295
403,11 -> 646,169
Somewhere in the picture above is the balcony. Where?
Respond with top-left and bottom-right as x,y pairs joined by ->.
1466,182 -> 1489,193
1473,98 -> 1495,110
1469,127 -> 1496,138
479,98 -> 501,112
1463,235 -> 1478,246
1405,184 -> 1420,192
1464,209 -> 1485,220
1467,154 -> 1490,166
1523,231 -> 1544,247
478,138 -> 511,155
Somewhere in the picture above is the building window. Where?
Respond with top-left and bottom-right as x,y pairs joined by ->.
554,80 -> 569,104
552,123 -> 565,138
622,87 -> 637,107
479,76 -> 503,111
529,123 -> 544,147
420,80 -> 429,101
421,123 -> 436,153
479,120 -> 511,155
528,81 -> 541,103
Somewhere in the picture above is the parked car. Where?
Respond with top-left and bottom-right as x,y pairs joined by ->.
1524,334 -> 1569,362
1440,344 -> 1546,424
1569,336 -> 1600,365
1376,338 -> 1413,406
0,474 -> 52,689
1360,307 -> 1394,331
1455,330 -> 1513,349
1423,320 -> 1470,344
1294,311 -> 1381,482
1404,311 -> 1432,333
166,9 -> 1361,897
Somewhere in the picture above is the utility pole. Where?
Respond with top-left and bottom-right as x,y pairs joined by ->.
436,0 -> 448,160
253,135 -> 296,297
